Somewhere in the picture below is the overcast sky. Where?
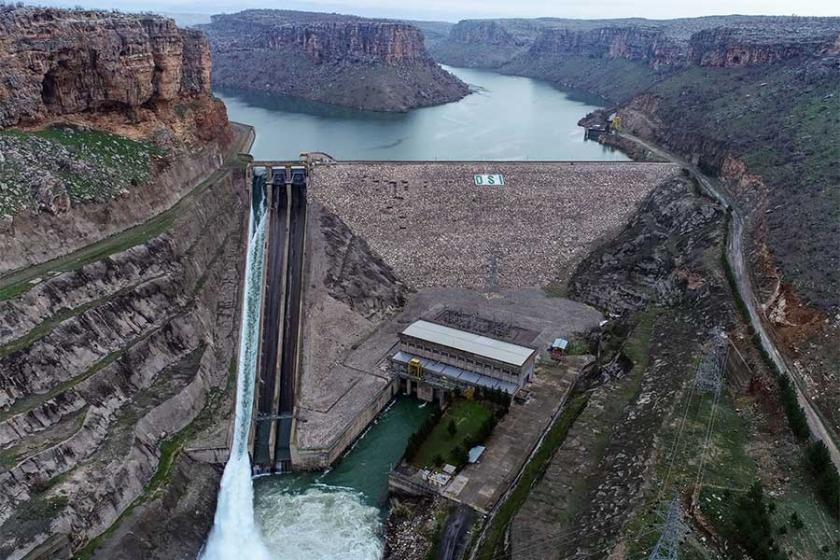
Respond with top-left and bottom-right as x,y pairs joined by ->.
40,0 -> 839,21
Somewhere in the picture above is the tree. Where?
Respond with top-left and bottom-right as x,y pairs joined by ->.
725,481 -> 787,560
453,445 -> 469,468
447,419 -> 457,437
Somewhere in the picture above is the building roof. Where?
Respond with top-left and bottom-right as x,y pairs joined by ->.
551,338 -> 569,350
468,446 -> 486,464
401,320 -> 535,367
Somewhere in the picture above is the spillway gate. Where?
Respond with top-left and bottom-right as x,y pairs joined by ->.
247,162 -> 308,475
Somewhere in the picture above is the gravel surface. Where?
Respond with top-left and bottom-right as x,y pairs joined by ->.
309,162 -> 678,290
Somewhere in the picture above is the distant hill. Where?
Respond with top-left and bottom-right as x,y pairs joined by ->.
201,9 -> 469,112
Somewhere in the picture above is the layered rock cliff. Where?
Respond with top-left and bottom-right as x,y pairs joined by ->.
432,16 -> 840,90
202,10 -> 469,112
0,154 -> 247,559
0,6 -> 233,272
0,7 -> 224,134
528,26 -> 684,68
0,8 -> 248,558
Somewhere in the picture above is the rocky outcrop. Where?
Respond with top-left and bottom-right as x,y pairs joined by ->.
569,176 -> 723,314
449,20 -> 520,46
688,26 -> 840,67
529,26 -> 684,68
203,10 -> 469,112
319,209 -> 409,320
431,15 -> 840,82
0,6 -> 236,271
0,7 -> 218,128
0,156 -> 247,559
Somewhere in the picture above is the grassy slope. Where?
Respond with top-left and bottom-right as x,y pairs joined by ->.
500,54 -> 663,104
0,126 -> 163,215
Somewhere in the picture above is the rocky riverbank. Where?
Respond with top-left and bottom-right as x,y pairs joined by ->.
202,10 -> 470,112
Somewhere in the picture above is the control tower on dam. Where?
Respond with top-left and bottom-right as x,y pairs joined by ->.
247,162 -> 308,475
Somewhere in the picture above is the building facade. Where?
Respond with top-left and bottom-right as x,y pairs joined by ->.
391,320 -> 537,404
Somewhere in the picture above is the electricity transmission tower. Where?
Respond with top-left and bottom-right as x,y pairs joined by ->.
487,247 -> 500,293
648,497 -> 686,560
694,330 -> 728,395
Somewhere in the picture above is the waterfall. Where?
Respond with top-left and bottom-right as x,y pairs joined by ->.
201,184 -> 271,560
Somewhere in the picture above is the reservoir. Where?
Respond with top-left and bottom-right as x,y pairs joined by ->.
217,66 -> 627,162
211,65 -> 625,559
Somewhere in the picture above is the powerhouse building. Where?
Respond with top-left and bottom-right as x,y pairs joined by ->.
391,320 -> 537,403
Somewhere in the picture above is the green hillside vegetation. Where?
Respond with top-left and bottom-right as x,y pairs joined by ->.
0,125 -> 164,216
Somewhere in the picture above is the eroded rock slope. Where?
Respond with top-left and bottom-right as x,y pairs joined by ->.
202,9 -> 469,111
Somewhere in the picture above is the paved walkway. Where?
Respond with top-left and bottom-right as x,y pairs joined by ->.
443,358 -> 584,513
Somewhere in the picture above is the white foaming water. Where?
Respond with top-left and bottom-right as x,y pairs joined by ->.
256,484 -> 383,560
201,199 -> 271,560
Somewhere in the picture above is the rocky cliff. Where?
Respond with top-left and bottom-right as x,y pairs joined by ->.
0,6 -> 233,272
528,26 -> 684,68
0,7 -> 247,559
202,10 -> 469,112
0,148 -> 248,560
0,7 -> 224,134
432,16 -> 840,82
688,25 -> 840,67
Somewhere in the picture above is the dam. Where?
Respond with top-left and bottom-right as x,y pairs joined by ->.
238,156 -> 679,475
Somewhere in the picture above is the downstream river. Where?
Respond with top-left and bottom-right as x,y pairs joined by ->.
212,66 -> 625,559
216,66 -> 627,162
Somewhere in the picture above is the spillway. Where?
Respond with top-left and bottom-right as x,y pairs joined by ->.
200,173 -> 271,560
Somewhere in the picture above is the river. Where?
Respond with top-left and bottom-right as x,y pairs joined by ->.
206,65 -> 624,560
216,66 -> 627,162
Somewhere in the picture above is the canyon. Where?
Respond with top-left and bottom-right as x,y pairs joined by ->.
0,6 -> 249,559
1,4 -> 839,560
201,10 -> 469,112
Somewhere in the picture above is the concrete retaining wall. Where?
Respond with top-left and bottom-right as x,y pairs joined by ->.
292,379 -> 398,470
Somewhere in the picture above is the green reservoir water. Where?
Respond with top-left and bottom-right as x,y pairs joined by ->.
216,66 -> 627,162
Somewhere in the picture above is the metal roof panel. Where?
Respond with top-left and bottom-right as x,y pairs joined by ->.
402,320 -> 535,367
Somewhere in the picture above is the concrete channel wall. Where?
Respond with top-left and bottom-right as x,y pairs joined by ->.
292,379 -> 398,470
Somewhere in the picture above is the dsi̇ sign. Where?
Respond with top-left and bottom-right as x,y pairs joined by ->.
474,174 -> 505,186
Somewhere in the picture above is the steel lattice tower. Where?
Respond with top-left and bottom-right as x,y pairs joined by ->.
648,497 -> 686,560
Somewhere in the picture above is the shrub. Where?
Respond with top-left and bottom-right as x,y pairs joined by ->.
403,407 -> 442,463
724,481 -> 787,560
447,419 -> 457,437
453,445 -> 469,468
778,376 -> 810,440
805,441 -> 840,519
